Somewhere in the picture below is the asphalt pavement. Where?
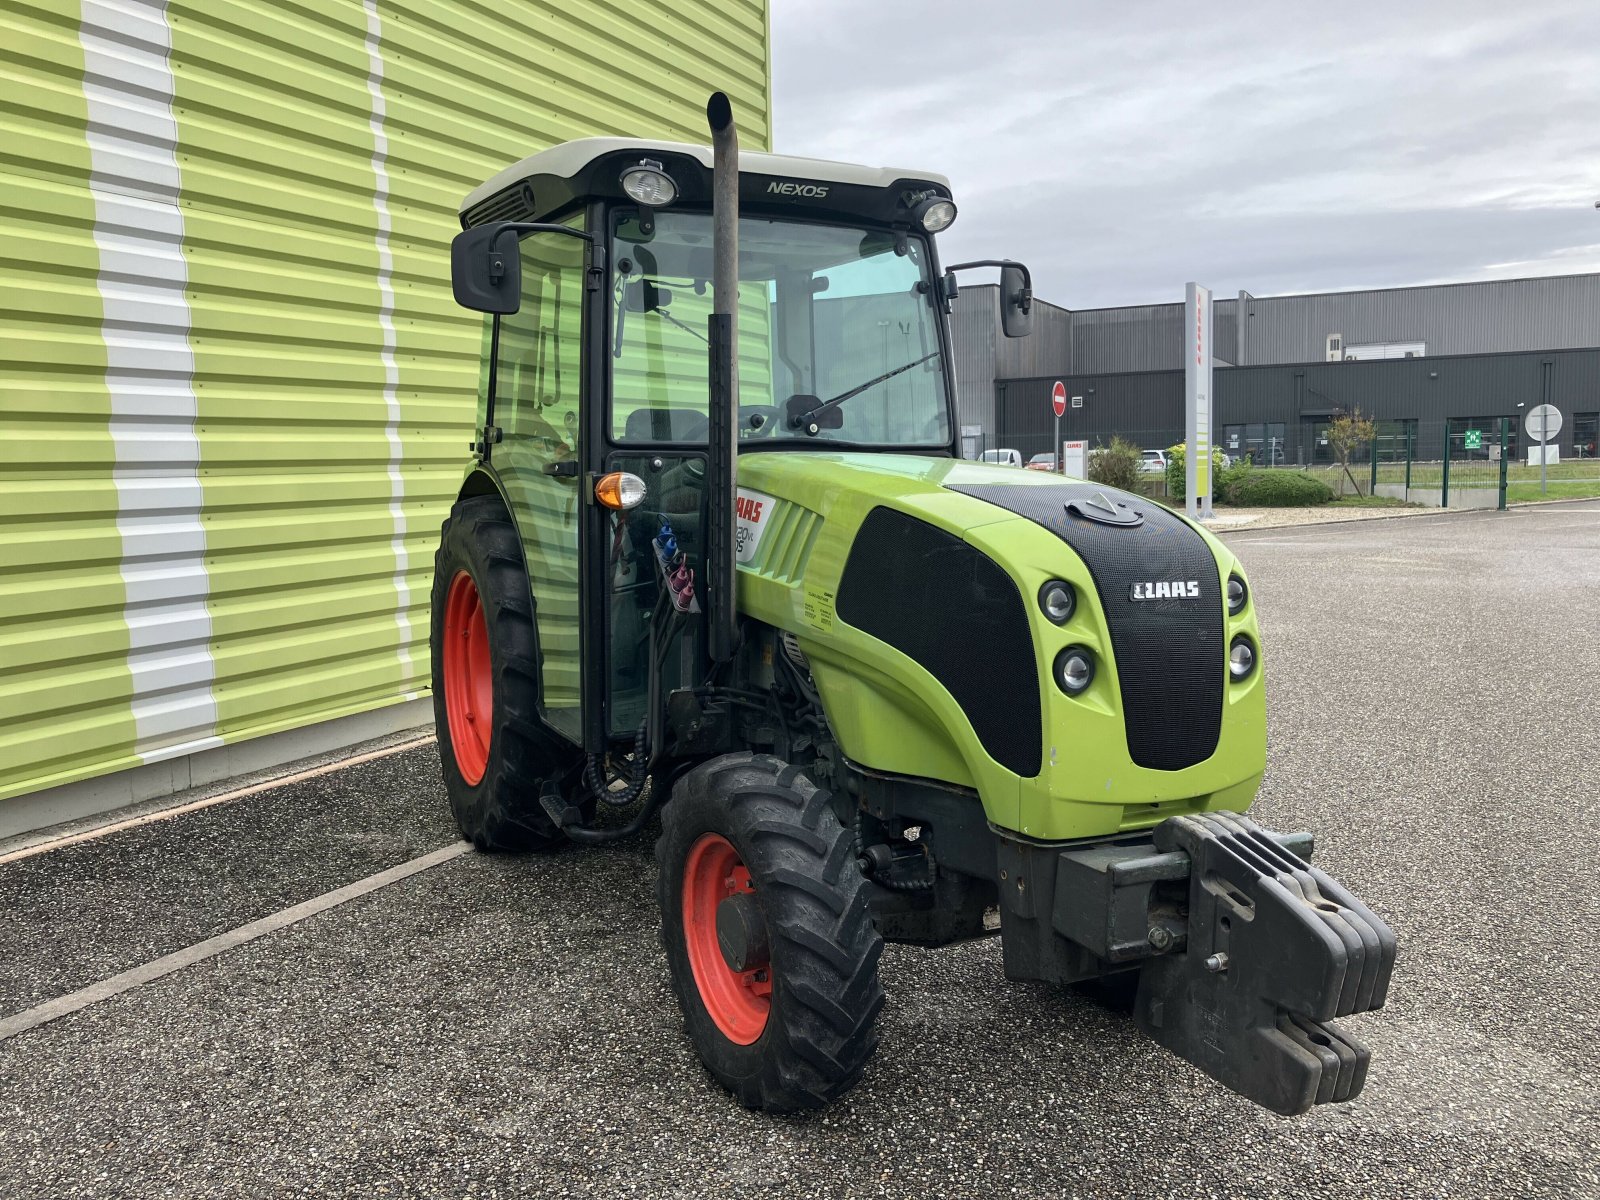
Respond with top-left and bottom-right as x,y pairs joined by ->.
1,501 -> 1596,1199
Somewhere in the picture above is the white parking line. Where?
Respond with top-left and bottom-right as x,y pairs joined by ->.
0,841 -> 470,1044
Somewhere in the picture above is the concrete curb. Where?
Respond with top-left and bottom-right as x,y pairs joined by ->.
1211,506 -> 1470,535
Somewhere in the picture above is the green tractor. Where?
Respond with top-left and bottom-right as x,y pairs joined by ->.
432,92 -> 1396,1115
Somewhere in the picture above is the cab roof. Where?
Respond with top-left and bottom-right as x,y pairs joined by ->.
460,138 -> 950,217
458,137 -> 954,231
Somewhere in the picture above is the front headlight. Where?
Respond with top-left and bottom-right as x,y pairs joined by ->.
1227,574 -> 1249,615
1038,579 -> 1075,625
1054,646 -> 1095,695
1229,635 -> 1256,680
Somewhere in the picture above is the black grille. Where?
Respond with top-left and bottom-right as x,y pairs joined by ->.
461,183 -> 536,230
945,482 -> 1223,771
836,507 -> 1041,777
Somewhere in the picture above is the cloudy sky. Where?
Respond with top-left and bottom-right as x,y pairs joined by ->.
770,1 -> 1600,309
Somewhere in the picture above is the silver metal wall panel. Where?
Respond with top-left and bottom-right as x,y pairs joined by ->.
967,273 -> 1600,379
1068,303 -> 1183,374
1241,274 -> 1600,364
1068,297 -> 1239,374
947,284 -> 998,439
994,297 -> 1073,379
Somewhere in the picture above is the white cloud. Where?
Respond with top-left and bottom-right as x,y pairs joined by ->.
771,0 -> 1600,306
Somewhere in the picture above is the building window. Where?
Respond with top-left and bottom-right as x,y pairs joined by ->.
1574,412 -> 1598,459
1344,340 -> 1426,361
1224,422 -> 1287,465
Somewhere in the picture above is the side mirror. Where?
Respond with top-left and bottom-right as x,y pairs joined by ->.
1000,263 -> 1033,338
451,223 -> 521,314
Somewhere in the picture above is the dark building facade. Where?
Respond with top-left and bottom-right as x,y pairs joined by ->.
949,272 -> 1600,463
995,347 -> 1600,466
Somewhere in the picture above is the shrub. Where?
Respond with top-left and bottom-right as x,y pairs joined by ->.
1164,443 -> 1231,502
1228,471 -> 1334,507
1216,459 -> 1254,504
1087,436 -> 1144,492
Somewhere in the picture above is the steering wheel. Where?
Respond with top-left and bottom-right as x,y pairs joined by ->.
739,404 -> 787,439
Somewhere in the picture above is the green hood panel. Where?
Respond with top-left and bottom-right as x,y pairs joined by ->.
732,452 -> 1265,841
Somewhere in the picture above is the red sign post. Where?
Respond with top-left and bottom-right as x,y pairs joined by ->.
1051,381 -> 1067,472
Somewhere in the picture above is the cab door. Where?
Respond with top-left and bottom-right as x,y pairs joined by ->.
488,221 -> 588,744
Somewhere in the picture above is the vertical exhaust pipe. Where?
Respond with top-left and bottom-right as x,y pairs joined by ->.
706,91 -> 739,663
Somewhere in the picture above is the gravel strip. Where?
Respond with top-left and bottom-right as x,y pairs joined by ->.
1203,504 -> 1446,530
0,502 -> 1595,1199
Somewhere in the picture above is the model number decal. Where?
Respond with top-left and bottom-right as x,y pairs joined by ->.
735,488 -> 776,564
766,180 -> 830,199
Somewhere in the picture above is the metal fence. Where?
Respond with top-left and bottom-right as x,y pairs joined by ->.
968,419 -> 1600,510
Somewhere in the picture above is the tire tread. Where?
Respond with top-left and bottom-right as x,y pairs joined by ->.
656,752 -> 884,1113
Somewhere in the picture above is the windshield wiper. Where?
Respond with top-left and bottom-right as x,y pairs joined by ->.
792,351 -> 940,431
654,306 -> 710,347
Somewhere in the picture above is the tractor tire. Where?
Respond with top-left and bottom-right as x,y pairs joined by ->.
431,494 -> 582,851
656,753 -> 885,1112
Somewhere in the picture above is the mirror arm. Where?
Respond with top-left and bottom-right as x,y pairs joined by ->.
483,221 -> 595,246
481,220 -> 597,287
476,313 -> 503,464
944,258 -> 1034,311
462,222 -> 597,456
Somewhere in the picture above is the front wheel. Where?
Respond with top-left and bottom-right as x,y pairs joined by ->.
656,754 -> 885,1112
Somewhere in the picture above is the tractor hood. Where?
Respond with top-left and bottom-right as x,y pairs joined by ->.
730,451 -> 1265,841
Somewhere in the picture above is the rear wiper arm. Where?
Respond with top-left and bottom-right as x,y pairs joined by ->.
792,351 -> 940,431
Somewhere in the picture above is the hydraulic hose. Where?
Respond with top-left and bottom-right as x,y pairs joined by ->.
561,778 -> 666,845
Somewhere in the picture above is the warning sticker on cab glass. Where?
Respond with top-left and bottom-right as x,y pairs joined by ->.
735,488 -> 776,565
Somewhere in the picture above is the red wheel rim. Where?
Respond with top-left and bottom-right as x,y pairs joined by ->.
682,833 -> 771,1045
442,570 -> 492,785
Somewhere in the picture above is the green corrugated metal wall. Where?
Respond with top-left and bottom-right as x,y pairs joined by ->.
0,0 -> 771,802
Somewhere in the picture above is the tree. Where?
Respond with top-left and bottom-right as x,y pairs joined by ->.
1325,408 -> 1376,496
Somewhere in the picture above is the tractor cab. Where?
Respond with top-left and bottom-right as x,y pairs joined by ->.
448,120 -> 1031,755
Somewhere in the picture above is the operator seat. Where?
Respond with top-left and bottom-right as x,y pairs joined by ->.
623,406 -> 709,444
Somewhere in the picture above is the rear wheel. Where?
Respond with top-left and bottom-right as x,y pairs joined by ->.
656,754 -> 884,1112
430,494 -> 582,850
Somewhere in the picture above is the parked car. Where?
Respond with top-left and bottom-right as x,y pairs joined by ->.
980,448 -> 1023,467
1025,452 -> 1058,472
1139,449 -> 1169,474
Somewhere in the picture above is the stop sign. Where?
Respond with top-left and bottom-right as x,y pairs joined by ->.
1051,381 -> 1067,417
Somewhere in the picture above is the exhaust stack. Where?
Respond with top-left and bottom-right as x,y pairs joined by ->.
705,91 -> 739,663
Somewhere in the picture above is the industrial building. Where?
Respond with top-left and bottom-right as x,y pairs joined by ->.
952,273 -> 1600,464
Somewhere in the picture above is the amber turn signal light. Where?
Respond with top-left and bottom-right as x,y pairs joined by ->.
594,471 -> 647,510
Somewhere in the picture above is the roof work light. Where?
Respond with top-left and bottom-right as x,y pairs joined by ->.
913,196 -> 957,233
620,159 -> 678,207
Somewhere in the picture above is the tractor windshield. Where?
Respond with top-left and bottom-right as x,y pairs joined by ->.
610,211 -> 951,448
